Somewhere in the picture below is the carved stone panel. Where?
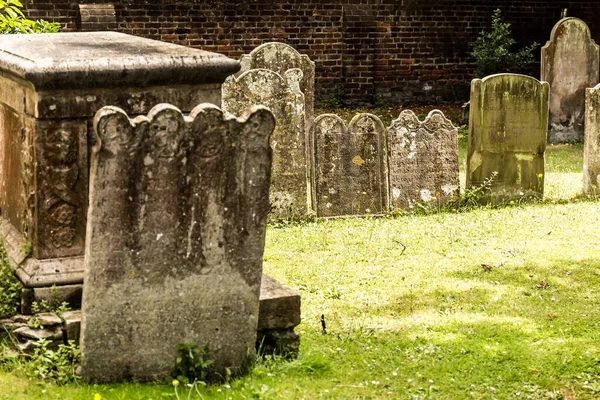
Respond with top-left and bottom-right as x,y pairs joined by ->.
388,110 -> 459,210
467,74 -> 549,203
223,68 -> 308,220
35,120 -> 88,259
313,113 -> 388,217
80,103 -> 275,382
542,17 -> 599,143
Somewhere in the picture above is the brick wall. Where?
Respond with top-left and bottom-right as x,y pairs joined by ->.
22,0 -> 600,105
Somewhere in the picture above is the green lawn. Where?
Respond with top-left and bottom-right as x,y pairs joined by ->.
1,117 -> 598,399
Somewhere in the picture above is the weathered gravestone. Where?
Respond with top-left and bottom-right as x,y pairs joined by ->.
313,113 -> 388,217
467,74 -> 549,202
542,17 -> 600,143
223,68 -> 308,220
0,32 -> 239,309
388,110 -> 459,210
80,103 -> 275,382
584,83 -> 600,195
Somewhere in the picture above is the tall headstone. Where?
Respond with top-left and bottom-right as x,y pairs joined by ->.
388,110 -> 459,209
313,113 -> 388,217
542,17 -> 599,143
467,74 -> 549,202
80,103 -> 275,382
223,68 -> 308,220
584,83 -> 600,195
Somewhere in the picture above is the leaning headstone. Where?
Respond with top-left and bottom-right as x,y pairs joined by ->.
313,113 -> 388,217
388,110 -> 459,210
223,68 -> 308,220
467,74 -> 549,202
80,103 -> 275,382
584,83 -> 600,195
542,17 -> 599,143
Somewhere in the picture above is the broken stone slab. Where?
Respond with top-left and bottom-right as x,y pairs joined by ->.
13,326 -> 63,341
20,284 -> 82,315
36,313 -> 62,327
62,310 -> 81,342
542,17 -> 599,143
258,274 -> 301,331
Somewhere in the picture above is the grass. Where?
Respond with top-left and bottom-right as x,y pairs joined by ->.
1,107 -> 598,399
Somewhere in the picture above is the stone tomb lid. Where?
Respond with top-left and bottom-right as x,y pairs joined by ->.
0,32 -> 240,90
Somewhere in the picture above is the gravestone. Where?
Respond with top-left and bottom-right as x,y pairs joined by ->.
467,74 -> 549,202
584,83 -> 600,195
388,110 -> 459,210
223,68 -> 308,220
0,32 -> 239,308
542,17 -> 599,143
313,113 -> 388,217
80,103 -> 275,382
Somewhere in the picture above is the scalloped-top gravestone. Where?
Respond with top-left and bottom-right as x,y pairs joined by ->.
80,103 -> 275,382
388,110 -> 459,210
223,68 -> 308,220
313,113 -> 388,217
467,74 -> 549,203
542,17 -> 599,143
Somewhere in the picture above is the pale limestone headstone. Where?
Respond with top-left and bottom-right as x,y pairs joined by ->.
80,103 -> 275,382
467,74 -> 549,202
222,68 -> 308,221
313,113 -> 388,217
388,110 -> 459,209
584,83 -> 600,195
542,17 -> 599,143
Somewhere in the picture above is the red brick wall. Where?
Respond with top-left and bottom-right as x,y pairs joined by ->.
22,0 -> 600,106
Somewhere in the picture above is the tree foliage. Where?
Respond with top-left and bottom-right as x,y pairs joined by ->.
471,9 -> 538,78
0,0 -> 60,34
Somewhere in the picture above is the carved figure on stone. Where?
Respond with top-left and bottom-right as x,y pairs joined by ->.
388,110 -> 459,210
467,74 -> 549,203
313,113 -> 388,217
223,68 -> 308,221
80,103 -> 275,383
542,17 -> 600,143
19,127 -> 35,240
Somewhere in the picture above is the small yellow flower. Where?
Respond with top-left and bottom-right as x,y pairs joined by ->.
537,173 -> 543,178
172,379 -> 180,387
94,394 -> 102,400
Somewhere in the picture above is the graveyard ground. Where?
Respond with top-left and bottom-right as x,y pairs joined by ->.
1,106 -> 599,399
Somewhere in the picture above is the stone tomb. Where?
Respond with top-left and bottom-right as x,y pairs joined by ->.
542,17 -> 599,143
81,103 -> 275,382
0,32 -> 238,307
467,74 -> 549,202
584,83 -> 600,194
313,113 -> 388,217
388,110 -> 459,210
222,68 -> 308,220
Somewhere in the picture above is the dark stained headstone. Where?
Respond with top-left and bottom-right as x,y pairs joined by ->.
542,17 -> 599,143
584,84 -> 600,194
223,68 -> 308,220
467,74 -> 549,203
388,110 -> 459,210
313,113 -> 388,217
80,103 -> 275,382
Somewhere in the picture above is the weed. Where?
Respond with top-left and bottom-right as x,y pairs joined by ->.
0,242 -> 20,319
172,343 -> 214,384
25,339 -> 80,385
